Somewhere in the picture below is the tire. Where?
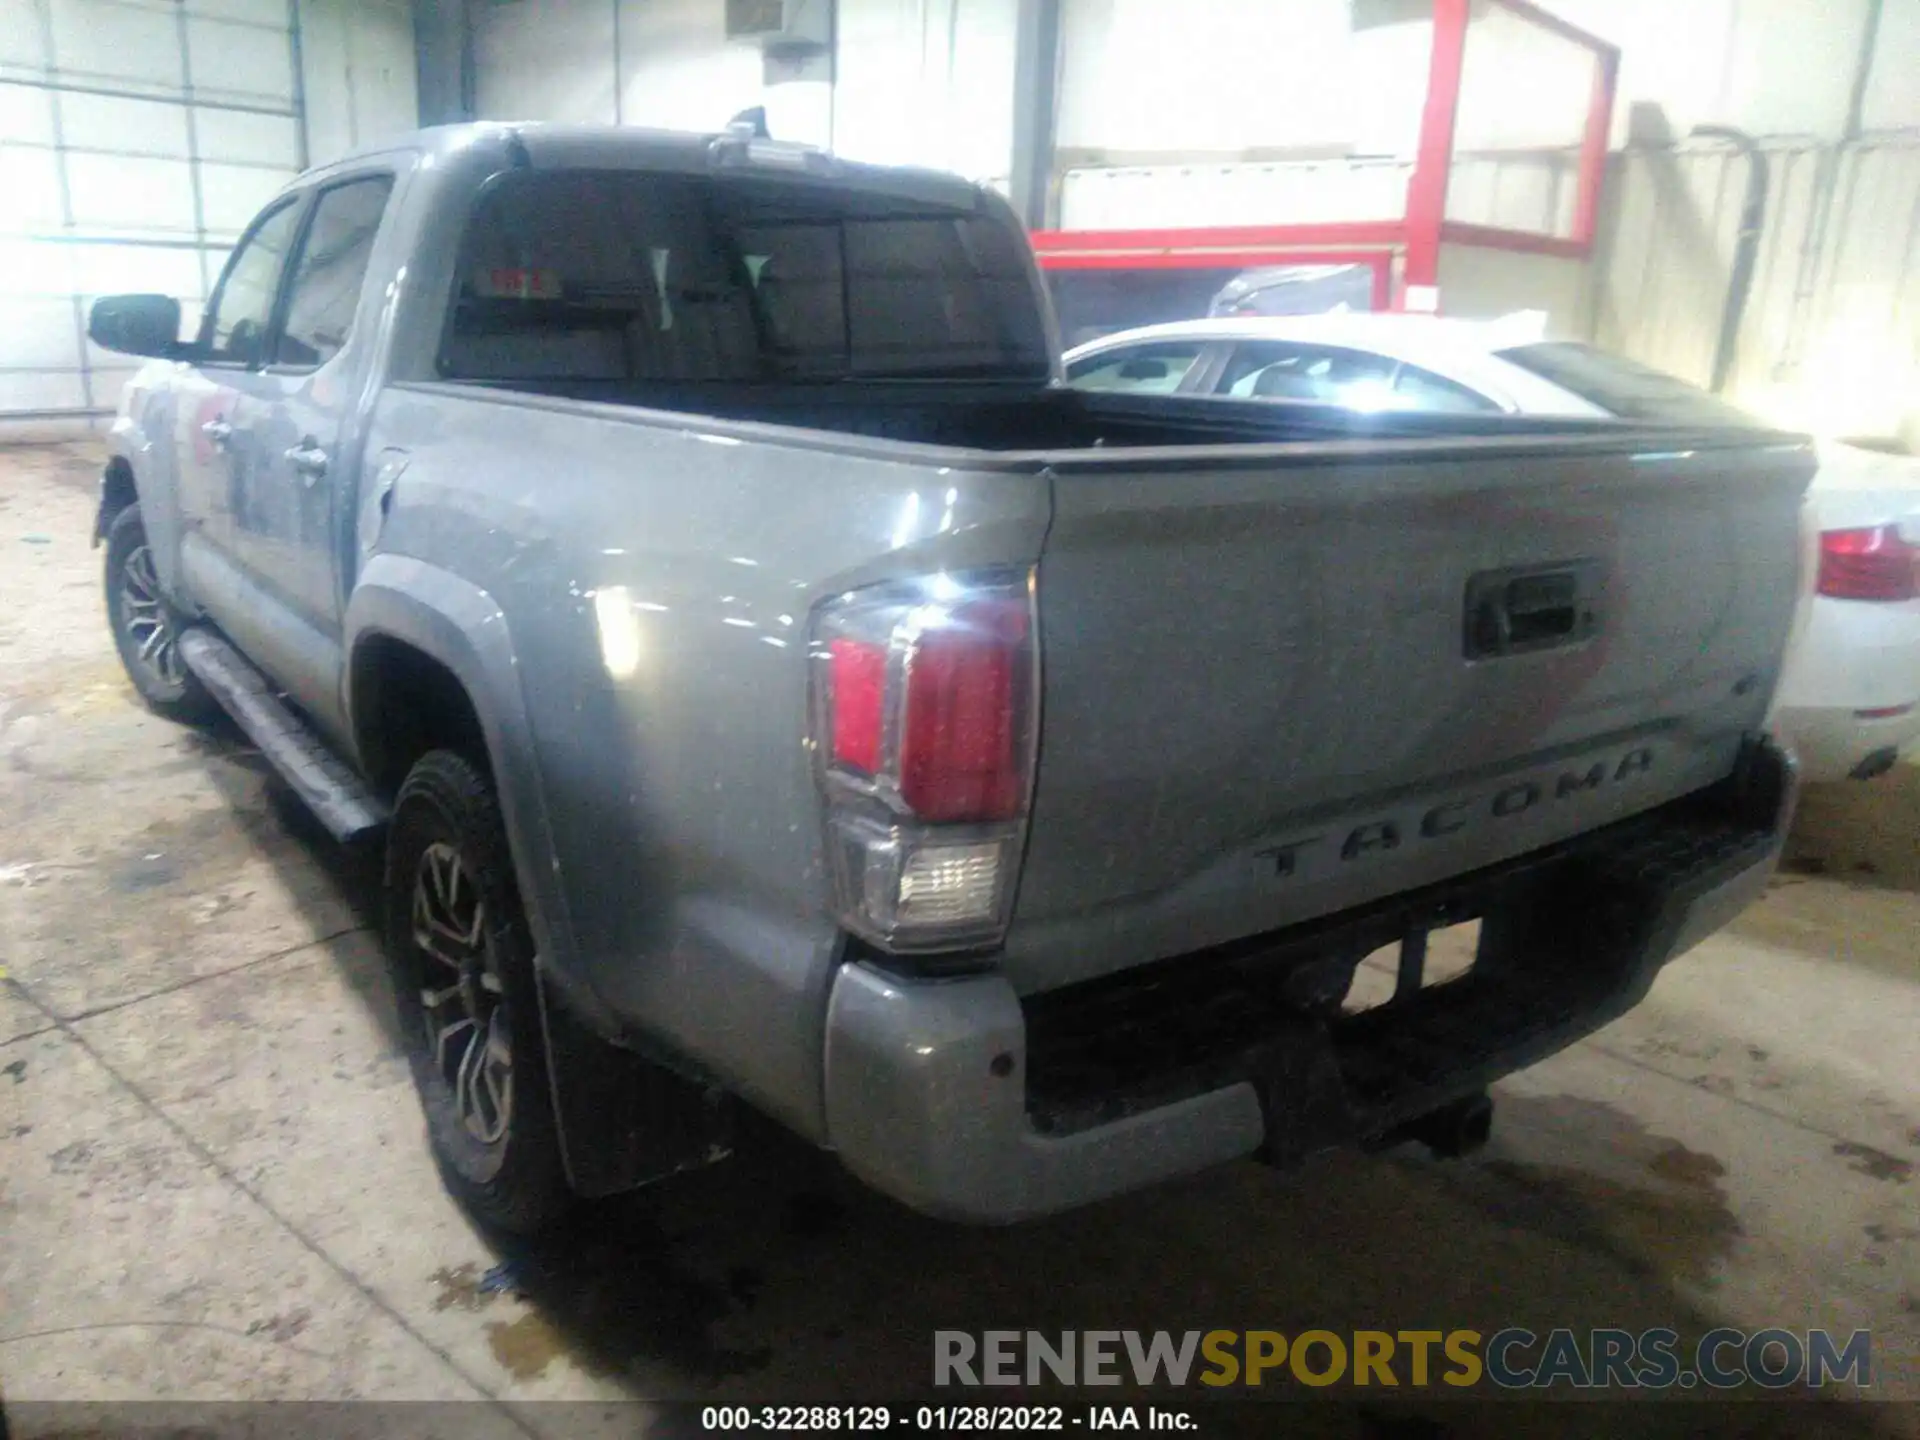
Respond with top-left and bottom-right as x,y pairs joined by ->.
104,504 -> 218,725
385,749 -> 573,1235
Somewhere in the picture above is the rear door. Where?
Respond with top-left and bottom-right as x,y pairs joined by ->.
1003,432 -> 1814,993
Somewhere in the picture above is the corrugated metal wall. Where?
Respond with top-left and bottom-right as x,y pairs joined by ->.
469,0 -> 1018,190
1591,137 -> 1920,435
0,0 -> 305,436
1057,136 -> 1919,439
1058,150 -> 1579,235
1446,151 -> 1579,235
1058,158 -> 1409,230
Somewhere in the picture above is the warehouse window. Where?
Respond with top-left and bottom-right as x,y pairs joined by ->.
439,171 -> 1048,384
275,176 -> 396,370
201,200 -> 303,367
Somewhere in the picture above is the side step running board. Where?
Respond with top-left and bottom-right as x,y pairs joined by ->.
177,628 -> 389,843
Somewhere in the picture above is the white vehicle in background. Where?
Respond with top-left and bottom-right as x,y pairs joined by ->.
1065,314 -> 1920,783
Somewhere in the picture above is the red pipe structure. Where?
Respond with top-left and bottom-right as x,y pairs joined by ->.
1029,0 -> 1620,314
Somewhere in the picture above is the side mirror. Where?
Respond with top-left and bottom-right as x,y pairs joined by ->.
88,294 -> 182,358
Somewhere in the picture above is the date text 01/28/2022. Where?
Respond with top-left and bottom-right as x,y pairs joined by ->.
700,1406 -> 1194,1432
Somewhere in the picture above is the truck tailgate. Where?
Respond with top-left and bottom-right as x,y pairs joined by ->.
1003,433 -> 1813,993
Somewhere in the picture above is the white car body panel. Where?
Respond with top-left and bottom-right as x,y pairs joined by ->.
1773,444 -> 1920,779
1067,316 -> 1920,780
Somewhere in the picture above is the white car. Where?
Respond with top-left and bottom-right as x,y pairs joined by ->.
1065,315 -> 1920,782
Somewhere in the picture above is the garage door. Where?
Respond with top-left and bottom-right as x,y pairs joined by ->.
0,0 -> 307,438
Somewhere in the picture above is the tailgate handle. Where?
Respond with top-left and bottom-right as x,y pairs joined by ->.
1465,562 -> 1599,659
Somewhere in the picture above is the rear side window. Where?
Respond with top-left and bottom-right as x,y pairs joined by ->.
439,171 -> 1048,384
1392,364 -> 1501,413
1494,342 -> 1757,425
1066,342 -> 1205,394
1219,342 -> 1397,405
276,176 -> 395,369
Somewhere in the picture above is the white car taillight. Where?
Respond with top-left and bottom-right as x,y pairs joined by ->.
809,570 -> 1038,956
1817,524 -> 1920,601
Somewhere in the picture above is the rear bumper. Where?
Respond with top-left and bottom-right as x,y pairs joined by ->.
1774,593 -> 1920,780
822,735 -> 1795,1223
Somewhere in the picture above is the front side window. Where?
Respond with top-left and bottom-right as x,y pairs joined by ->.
202,199 -> 302,366
440,171 -> 1049,384
275,176 -> 395,369
1066,343 -> 1206,394
1218,342 -> 1398,406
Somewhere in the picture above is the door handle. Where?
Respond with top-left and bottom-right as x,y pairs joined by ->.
1464,561 -> 1600,659
284,441 -> 329,482
201,417 -> 232,446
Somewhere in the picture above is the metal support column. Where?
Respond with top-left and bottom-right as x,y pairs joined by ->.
612,0 -> 624,125
289,0 -> 312,169
175,3 -> 213,301
1402,0 -> 1469,300
33,0 -> 105,426
1008,0 -> 1061,230
411,0 -> 476,126
1779,0 -> 1885,378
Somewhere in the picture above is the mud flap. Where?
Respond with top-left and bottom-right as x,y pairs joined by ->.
535,964 -> 733,1199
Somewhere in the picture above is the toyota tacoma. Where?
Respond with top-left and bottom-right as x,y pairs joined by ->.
87,123 -> 1809,1231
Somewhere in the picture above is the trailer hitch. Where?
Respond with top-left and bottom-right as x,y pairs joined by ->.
1394,1091 -> 1494,1159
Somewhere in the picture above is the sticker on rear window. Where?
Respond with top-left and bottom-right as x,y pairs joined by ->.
475,267 -> 562,300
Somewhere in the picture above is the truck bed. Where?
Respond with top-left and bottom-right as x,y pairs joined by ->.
381,376 -> 1810,1006
425,375 -> 1640,452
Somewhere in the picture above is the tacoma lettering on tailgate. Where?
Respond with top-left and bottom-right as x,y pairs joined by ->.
1257,746 -> 1656,879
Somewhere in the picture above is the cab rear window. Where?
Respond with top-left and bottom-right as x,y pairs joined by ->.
439,170 -> 1049,384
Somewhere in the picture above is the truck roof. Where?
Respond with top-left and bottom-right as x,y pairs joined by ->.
308,122 -> 986,209
328,120 -> 713,165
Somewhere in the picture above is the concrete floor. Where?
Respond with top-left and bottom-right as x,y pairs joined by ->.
2,441 -> 1917,1435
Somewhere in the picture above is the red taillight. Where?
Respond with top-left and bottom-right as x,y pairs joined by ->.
811,571 -> 1037,953
1818,525 -> 1919,601
900,599 -> 1027,822
827,637 -> 886,774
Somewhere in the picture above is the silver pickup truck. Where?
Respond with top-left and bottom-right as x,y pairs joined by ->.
88,122 -> 1810,1233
